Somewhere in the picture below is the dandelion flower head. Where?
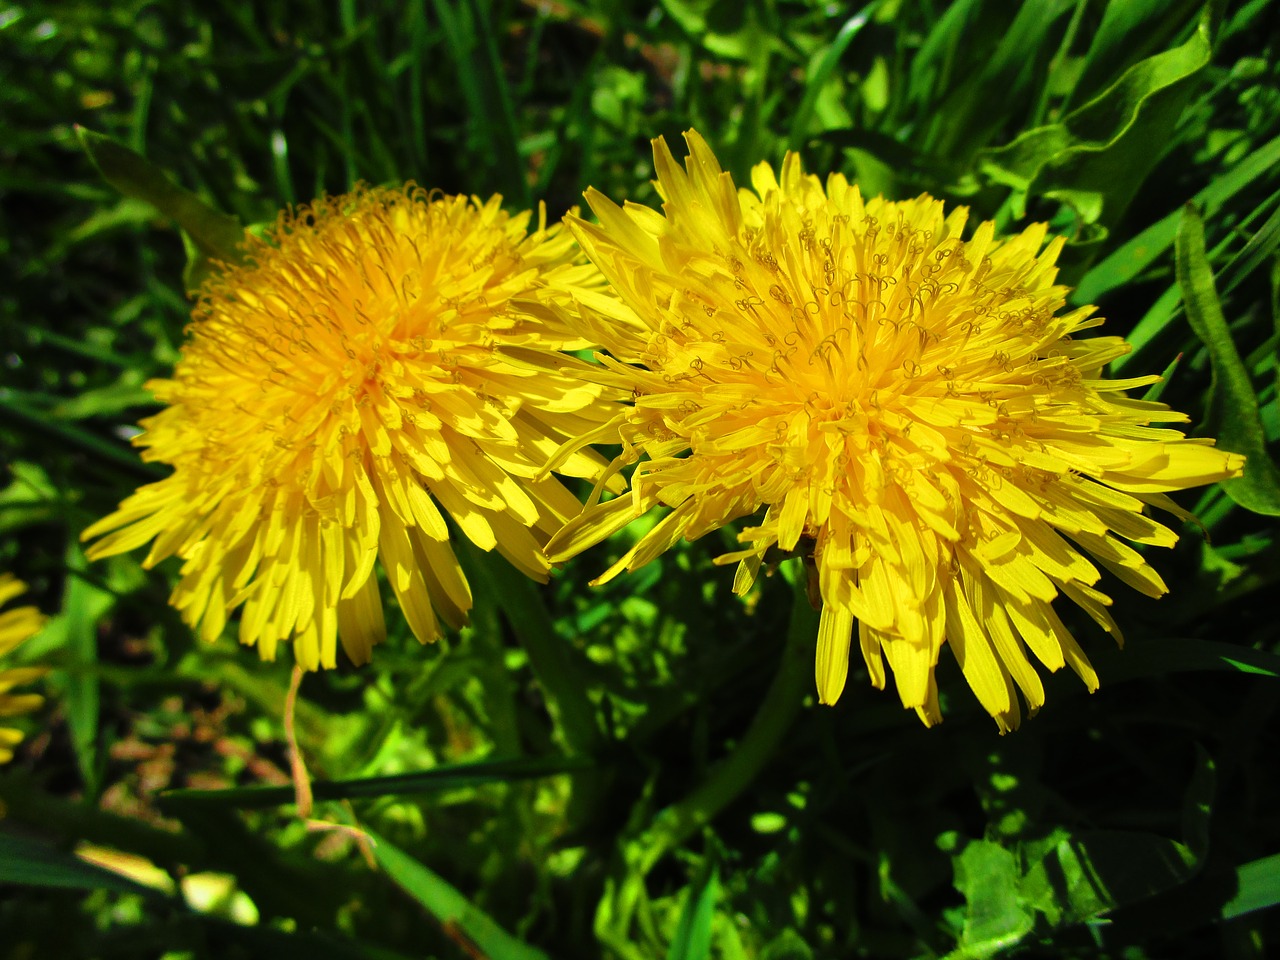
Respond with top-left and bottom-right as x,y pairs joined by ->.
85,185 -> 618,670
0,574 -> 48,763
547,131 -> 1245,731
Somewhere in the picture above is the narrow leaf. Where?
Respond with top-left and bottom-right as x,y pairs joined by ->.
160,754 -> 591,808
1090,635 -> 1280,681
1077,136 -> 1280,305
368,829 -> 551,960
1176,204 -> 1280,515
75,126 -> 246,292
787,4 -> 881,151
36,545 -> 114,795
0,832 -> 166,898
666,862 -> 720,960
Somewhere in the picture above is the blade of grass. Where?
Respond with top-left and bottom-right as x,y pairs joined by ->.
367,828 -> 552,960
0,833 -> 168,899
35,545 -> 113,797
928,0 -> 1077,159
0,771 -> 204,866
665,860 -> 719,960
787,3 -> 881,152
1113,184 -> 1280,373
1075,134 -> 1280,306
0,394 -> 165,480
1065,0 -> 1203,111
1091,635 -> 1280,681
159,754 -> 593,809
1176,203 -> 1280,515
432,0 -> 528,205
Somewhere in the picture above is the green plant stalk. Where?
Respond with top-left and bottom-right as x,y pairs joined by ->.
459,541 -> 604,758
604,565 -> 819,946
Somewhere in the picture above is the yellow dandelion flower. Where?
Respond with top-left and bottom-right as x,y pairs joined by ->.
546,131 -> 1245,731
84,185 -> 618,670
0,574 -> 48,763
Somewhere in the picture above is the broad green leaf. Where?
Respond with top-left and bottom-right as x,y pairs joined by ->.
1067,0 -> 1204,109
1222,853 -> 1280,920
368,829 -> 551,960
1176,204 -> 1280,515
75,127 -> 246,293
948,840 -> 1034,959
1021,830 -> 1199,927
0,832 -> 166,898
666,862 -> 719,960
658,0 -> 780,62
659,0 -> 716,37
981,9 -> 1211,227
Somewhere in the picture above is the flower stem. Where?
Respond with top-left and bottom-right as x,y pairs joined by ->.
605,564 -> 818,941
461,542 -> 604,759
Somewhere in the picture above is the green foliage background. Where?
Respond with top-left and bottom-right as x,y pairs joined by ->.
2,1 -> 1279,957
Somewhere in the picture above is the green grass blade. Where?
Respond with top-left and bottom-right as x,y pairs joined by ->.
0,394 -> 164,480
368,829 -> 551,960
787,3 -> 881,152
1218,197 -> 1280,297
0,832 -> 167,898
36,545 -> 114,797
928,0 -> 1077,160
159,755 -> 593,809
906,0 -> 985,113
432,0 -> 528,206
665,862 -> 719,960
1176,204 -> 1280,515
1110,185 -> 1280,373
0,771 -> 204,866
1222,853 -> 1280,920
1090,635 -> 1280,681
1077,135 -> 1280,306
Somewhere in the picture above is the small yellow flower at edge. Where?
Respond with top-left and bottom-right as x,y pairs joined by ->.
0,573 -> 49,763
545,130 -> 1245,732
84,185 -> 622,671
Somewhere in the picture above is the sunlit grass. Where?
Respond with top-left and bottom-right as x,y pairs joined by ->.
1,2 -> 1278,958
